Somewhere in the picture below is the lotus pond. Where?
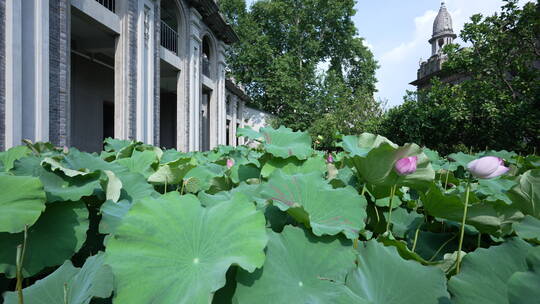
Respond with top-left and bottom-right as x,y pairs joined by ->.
0,126 -> 539,303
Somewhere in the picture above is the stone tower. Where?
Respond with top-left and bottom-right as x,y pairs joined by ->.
430,2 -> 457,56
411,2 -> 461,90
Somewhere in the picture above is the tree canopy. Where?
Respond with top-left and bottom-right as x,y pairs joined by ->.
220,0 -> 382,148
380,0 -> 540,154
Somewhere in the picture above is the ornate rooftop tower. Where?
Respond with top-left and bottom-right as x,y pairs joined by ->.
411,2 -> 462,90
429,2 -> 457,56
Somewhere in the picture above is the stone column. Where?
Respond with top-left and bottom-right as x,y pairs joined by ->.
0,0 -> 5,151
114,0 -> 138,140
135,0 -> 156,145
216,41 -> 227,146
237,99 -> 245,145
230,95 -> 238,147
4,0 -> 49,149
188,8 -> 201,151
48,0 -> 70,147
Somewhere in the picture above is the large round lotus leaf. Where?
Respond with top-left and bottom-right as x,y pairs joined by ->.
448,238 -> 531,304
11,155 -> 100,203
260,170 -> 367,239
104,192 -> 267,304
115,150 -> 157,178
0,175 -> 46,233
183,163 -> 226,193
507,169 -> 540,218
259,126 -> 313,160
447,152 -> 476,169
476,177 -> 516,204
260,155 -> 326,178
3,252 -> 113,304
340,133 -> 397,157
148,157 -> 195,184
422,185 -> 519,234
234,226 -> 362,303
507,246 -> 540,304
513,215 -> 540,244
0,201 -> 89,278
236,126 -> 264,141
346,240 -> 450,303
0,145 -> 30,172
341,134 -> 434,187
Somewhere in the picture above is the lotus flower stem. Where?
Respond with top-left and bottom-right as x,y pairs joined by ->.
64,283 -> 68,304
385,185 -> 397,234
16,225 -> 28,304
361,184 -> 366,196
412,226 -> 420,252
444,170 -> 450,191
164,177 -> 168,195
456,178 -> 471,274
477,233 -> 481,249
180,179 -> 185,196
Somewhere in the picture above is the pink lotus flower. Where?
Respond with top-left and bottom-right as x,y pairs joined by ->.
395,156 -> 418,175
467,156 -> 509,179
226,158 -> 235,169
327,154 -> 334,163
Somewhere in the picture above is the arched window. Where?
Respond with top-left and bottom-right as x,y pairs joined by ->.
202,36 -> 212,77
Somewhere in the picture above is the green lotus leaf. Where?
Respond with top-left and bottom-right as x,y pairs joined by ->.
118,172 -> 159,201
259,126 -> 313,160
3,252 -> 113,304
0,175 -> 46,233
447,152 -> 476,169
230,163 -> 261,184
0,145 -> 31,172
183,163 -> 226,193
448,238 -> 532,304
340,133 -> 397,157
148,157 -> 196,184
385,207 -> 423,238
507,246 -> 540,304
104,192 -> 267,304
513,215 -> 540,244
260,154 -> 326,178
198,183 -> 266,208
12,155 -> 101,203
42,157 -> 91,177
115,150 -> 157,178
99,199 -> 131,235
476,177 -> 517,204
422,185 -> 520,234
260,170 -> 367,239
236,126 -> 264,141
346,240 -> 450,303
0,201 -> 89,278
234,226 -> 362,303
507,169 -> 540,218
342,134 -> 434,187
377,235 -> 433,265
104,137 -> 134,153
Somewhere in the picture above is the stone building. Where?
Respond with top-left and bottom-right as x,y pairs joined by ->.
410,2 -> 464,90
0,0 -> 267,152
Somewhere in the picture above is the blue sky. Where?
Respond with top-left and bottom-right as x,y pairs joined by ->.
245,0 -> 528,107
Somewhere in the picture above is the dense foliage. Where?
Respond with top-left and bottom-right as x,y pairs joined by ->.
380,0 -> 540,154
1,126 -> 539,303
220,0 -> 382,146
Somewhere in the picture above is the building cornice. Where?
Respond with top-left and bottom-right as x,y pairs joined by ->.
187,0 -> 239,44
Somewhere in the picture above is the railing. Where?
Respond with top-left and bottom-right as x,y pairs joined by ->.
95,0 -> 115,13
161,20 -> 179,55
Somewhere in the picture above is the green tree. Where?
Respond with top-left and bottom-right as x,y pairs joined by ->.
380,0 -> 540,154
220,0 -> 381,142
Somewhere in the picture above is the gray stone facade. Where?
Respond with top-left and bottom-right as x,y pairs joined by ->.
1,0 -> 253,152
49,0 -> 70,147
0,0 -> 5,151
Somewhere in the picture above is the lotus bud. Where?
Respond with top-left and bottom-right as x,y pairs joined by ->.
226,158 -> 235,169
326,154 -> 334,163
467,156 -> 509,179
395,156 -> 418,175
